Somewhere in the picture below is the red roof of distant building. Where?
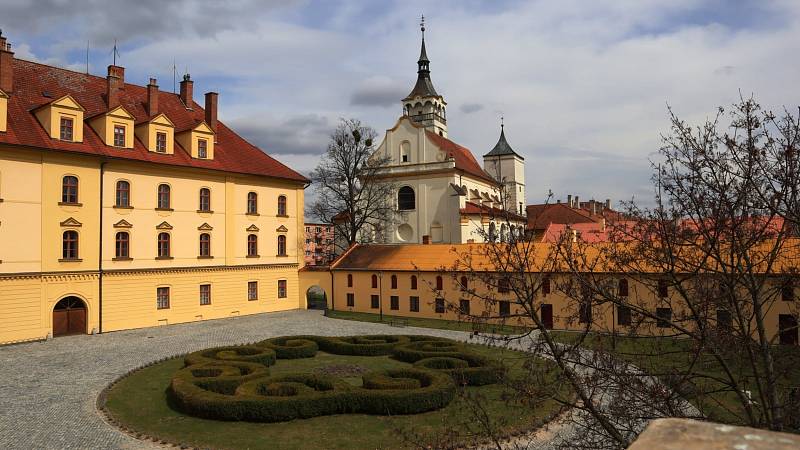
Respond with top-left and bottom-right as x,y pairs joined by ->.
0,59 -> 308,183
526,203 -> 602,230
425,130 -> 497,184
460,201 -> 527,222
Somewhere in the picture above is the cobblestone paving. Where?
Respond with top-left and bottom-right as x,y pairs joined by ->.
0,310 -> 491,450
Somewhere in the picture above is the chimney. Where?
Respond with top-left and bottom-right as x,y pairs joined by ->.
605,198 -> 611,210
147,78 -> 159,117
591,201 -> 596,215
574,196 -> 580,209
179,73 -> 193,109
422,235 -> 431,245
0,31 -> 14,93
567,194 -> 572,207
204,92 -> 218,132
106,65 -> 124,110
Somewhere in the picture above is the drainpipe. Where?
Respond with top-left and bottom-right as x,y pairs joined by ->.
330,268 -> 335,311
379,271 -> 384,322
98,161 -> 106,333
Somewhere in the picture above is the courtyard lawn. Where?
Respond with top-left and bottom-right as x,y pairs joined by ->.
103,341 -> 568,450
548,331 -> 800,430
326,309 -> 529,335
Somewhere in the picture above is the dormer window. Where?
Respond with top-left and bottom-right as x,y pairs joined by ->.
60,117 -> 74,141
156,132 -> 167,153
113,125 -> 126,147
198,139 -> 208,159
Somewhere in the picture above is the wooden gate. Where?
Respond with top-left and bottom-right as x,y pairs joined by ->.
779,314 -> 798,345
541,304 -> 554,329
53,297 -> 87,337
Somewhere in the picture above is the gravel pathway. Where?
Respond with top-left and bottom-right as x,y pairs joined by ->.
0,310 -> 499,450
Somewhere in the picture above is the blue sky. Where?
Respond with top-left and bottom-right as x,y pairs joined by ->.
3,0 -> 800,206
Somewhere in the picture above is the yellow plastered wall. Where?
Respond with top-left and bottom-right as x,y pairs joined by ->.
298,268 -> 331,308
88,106 -> 134,148
176,123 -> 215,160
134,114 -> 175,154
33,95 -> 85,142
41,153 -> 100,272
0,147 -> 43,273
330,269 -> 796,340
102,162 -> 228,268
102,265 -> 300,332
0,274 -> 99,344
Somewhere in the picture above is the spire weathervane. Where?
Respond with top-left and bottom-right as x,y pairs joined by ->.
420,14 -> 425,38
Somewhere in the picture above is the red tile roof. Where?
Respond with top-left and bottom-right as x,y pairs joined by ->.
0,59 -> 308,183
460,201 -> 527,222
526,203 -> 602,230
425,131 -> 497,185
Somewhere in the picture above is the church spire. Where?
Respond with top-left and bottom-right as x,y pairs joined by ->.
402,15 -> 447,137
404,14 -> 439,100
485,118 -> 523,159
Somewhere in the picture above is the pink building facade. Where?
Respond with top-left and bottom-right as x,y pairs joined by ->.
304,223 -> 335,266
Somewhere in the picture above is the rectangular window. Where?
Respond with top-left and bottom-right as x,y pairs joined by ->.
200,284 -> 211,305
198,139 -> 208,159
277,280 -> 287,299
390,295 -> 399,310
410,296 -> 419,312
498,277 -> 510,293
435,298 -> 445,314
542,277 -> 551,295
656,308 -> 672,328
499,301 -> 510,317
59,117 -> 74,141
617,305 -> 631,326
347,293 -> 355,307
782,282 -> 795,302
371,295 -> 380,309
459,299 -> 470,315
716,309 -> 732,330
248,281 -> 258,301
657,280 -> 668,298
113,125 -> 126,147
156,132 -> 167,153
157,287 -> 170,309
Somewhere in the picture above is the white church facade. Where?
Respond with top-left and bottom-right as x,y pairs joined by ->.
370,24 -> 527,245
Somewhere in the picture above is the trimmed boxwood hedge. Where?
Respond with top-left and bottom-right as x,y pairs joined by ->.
170,368 -> 455,422
258,337 -> 318,359
392,340 -> 467,363
185,345 -> 277,367
168,335 -> 498,422
414,354 -> 505,386
310,335 -> 412,356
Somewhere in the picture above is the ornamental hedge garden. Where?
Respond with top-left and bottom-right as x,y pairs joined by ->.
169,335 -> 504,423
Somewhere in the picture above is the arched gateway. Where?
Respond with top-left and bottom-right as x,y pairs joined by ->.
52,296 -> 87,337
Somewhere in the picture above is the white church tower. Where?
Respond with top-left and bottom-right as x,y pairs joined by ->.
483,121 -> 526,215
401,16 -> 448,138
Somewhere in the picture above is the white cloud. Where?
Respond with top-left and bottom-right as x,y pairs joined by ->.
4,0 -> 800,206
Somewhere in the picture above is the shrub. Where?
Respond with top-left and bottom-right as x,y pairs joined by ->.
393,340 -> 465,363
259,336 -> 318,359
362,373 -> 421,390
169,335 -> 466,422
311,335 -> 412,356
414,354 -> 504,386
185,345 -> 277,367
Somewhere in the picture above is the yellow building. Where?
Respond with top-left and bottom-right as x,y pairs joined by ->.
0,33 -> 308,344
326,243 -> 799,344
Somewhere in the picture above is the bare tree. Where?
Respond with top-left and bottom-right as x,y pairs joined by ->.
309,119 -> 395,255
413,97 -> 800,449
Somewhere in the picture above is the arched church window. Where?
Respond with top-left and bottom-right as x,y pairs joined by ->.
398,186 -> 415,211
488,222 -> 497,242
400,141 -> 411,163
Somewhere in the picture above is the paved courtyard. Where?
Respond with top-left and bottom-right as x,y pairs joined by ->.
0,309 -> 498,450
